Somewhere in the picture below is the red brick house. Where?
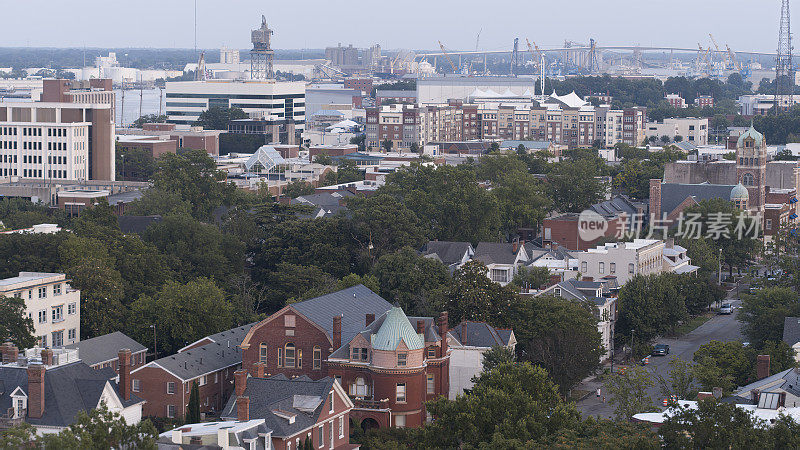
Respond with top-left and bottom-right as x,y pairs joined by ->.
222,371 -> 357,450
130,323 -> 254,419
239,285 -> 451,431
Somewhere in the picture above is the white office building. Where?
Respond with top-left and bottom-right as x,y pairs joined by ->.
0,272 -> 81,347
165,80 -> 305,129
645,117 -> 709,145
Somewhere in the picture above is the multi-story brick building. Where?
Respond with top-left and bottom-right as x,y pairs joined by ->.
130,323 -> 254,419
665,93 -> 687,109
239,285 -> 451,431
695,95 -> 715,108
0,272 -> 80,347
365,104 -> 419,150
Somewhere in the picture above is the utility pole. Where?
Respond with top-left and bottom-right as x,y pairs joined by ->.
718,248 -> 723,285
150,324 -> 158,360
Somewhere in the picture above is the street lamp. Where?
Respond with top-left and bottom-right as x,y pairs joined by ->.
150,324 -> 157,360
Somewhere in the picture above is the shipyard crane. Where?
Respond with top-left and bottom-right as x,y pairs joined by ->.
726,44 -> 740,71
438,40 -> 458,73
526,39 -> 543,69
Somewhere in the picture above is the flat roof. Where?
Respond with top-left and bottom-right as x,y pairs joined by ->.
0,272 -> 64,288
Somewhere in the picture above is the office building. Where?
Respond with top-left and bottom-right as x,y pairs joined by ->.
0,272 -> 81,347
165,80 -> 305,131
646,117 -> 709,145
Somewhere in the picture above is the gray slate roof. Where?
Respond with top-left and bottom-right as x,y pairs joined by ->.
64,331 -> 147,366
421,241 -> 473,266
784,317 -> 800,346
589,195 -> 641,218
290,191 -> 354,207
0,361 -> 143,429
449,321 -> 513,348
474,242 -> 524,265
146,340 -> 243,381
188,322 -> 257,350
658,183 -> 736,215
291,285 -> 393,349
221,375 -> 337,438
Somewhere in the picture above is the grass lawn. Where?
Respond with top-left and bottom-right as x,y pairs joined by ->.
672,312 -> 715,337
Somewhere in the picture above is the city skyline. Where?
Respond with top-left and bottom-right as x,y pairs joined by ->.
1,0 -> 789,54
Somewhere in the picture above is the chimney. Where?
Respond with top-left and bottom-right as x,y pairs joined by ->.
333,315 -> 342,349
237,396 -> 250,421
27,364 -> 46,419
40,348 -> 53,366
512,240 -> 519,254
666,237 -> 674,249
438,311 -> 449,354
697,392 -> 714,400
757,354 -> 771,380
118,348 -> 132,401
649,179 -> 662,220
462,322 -> 468,346
234,369 -> 248,396
2,342 -> 18,364
366,313 -> 375,326
253,361 -> 265,378
417,320 -> 425,335
171,429 -> 183,444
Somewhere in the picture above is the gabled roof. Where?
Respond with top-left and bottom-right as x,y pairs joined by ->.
658,183 -> 737,216
0,361 -> 143,429
64,331 -> 147,367
291,285 -> 393,349
221,375 -> 346,438
474,242 -> 526,265
448,321 -> 514,348
421,241 -> 473,266
784,317 -> 800,346
371,307 -> 424,351
179,322 -> 257,352
138,340 -> 242,381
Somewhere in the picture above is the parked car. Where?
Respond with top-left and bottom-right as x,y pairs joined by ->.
653,344 -> 670,355
720,303 -> 733,314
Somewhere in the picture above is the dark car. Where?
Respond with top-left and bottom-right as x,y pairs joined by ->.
653,344 -> 670,355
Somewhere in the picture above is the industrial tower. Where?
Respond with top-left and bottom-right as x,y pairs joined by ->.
251,15 -> 275,80
775,0 -> 794,113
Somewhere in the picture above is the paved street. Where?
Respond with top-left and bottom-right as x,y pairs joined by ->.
577,288 -> 744,419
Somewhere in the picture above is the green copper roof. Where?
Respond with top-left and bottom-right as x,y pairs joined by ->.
737,125 -> 764,149
371,307 -> 424,351
730,183 -> 749,200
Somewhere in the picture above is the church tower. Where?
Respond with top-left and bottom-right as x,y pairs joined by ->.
735,125 -> 766,211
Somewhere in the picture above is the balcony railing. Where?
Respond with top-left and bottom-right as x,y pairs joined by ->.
352,398 -> 390,410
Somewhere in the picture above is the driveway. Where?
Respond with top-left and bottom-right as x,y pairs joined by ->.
577,290 -> 744,418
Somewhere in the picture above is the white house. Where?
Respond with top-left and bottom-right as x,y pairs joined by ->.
421,241 -> 475,273
576,239 -> 666,286
474,242 -> 529,286
447,322 -> 516,399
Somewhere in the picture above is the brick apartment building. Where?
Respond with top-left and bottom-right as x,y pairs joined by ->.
130,323 -> 254,419
365,104 -> 419,150
343,77 -> 373,95
239,285 -> 451,430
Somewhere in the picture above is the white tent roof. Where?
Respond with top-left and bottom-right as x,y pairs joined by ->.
548,90 -> 588,108
327,119 -> 359,130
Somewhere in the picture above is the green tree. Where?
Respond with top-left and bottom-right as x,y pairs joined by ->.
512,265 -> 551,290
693,340 -> 755,393
0,295 -> 35,348
283,180 -> 315,198
129,278 -> 235,355
660,135 -> 671,144
381,139 -> 393,151
336,159 -> 364,184
371,247 -> 450,316
547,158 -> 606,212
380,163 -> 501,243
616,273 -> 689,343
510,295 -> 603,395
132,113 -> 167,128
186,382 -> 200,424
133,149 -> 238,220
480,345 -> 516,374
654,359 -> 697,400
492,170 -> 551,234
347,194 -> 427,263
194,106 -> 248,130
443,260 -> 519,324
116,146 -> 157,182
659,399 -> 769,449
421,362 -> 581,448
604,365 -> 655,421
39,404 -> 158,450
740,287 -> 800,347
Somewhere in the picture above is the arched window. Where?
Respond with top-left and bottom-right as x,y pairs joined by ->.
284,343 -> 296,368
313,346 -> 322,370
742,173 -> 755,186
259,343 -> 268,364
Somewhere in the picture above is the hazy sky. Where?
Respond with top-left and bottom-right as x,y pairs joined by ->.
0,1 -> 786,53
